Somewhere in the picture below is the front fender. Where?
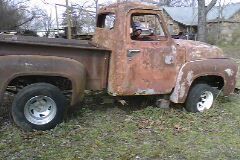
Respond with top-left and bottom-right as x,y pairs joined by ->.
170,59 -> 238,103
0,55 -> 86,106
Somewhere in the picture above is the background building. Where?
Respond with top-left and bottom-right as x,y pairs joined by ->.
162,3 -> 240,43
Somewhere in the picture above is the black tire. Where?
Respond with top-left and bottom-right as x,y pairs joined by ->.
185,83 -> 219,113
11,83 -> 67,131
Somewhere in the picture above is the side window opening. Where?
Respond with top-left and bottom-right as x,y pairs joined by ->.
130,13 -> 166,41
97,13 -> 115,29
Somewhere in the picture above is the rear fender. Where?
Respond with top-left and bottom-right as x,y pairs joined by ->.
170,59 -> 238,103
0,55 -> 86,106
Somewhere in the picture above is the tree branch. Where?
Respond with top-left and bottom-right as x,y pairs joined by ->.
206,0 -> 217,13
12,15 -> 35,29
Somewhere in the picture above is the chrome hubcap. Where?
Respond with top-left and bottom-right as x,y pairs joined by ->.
24,96 -> 57,125
197,91 -> 214,112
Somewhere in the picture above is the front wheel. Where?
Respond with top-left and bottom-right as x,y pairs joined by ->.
185,84 -> 219,113
11,83 -> 67,131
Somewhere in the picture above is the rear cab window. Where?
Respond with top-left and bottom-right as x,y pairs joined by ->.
97,13 -> 116,30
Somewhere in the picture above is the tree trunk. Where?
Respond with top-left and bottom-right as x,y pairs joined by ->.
197,0 -> 217,42
198,0 -> 206,42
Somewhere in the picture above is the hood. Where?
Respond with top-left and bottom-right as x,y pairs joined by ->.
174,39 -> 224,61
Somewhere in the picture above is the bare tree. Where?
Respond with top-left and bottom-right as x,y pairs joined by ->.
20,7 -> 55,37
216,0 -> 232,41
0,0 -> 23,30
61,2 -> 96,34
40,11 -> 54,37
158,0 -> 194,7
0,0 -> 37,31
197,0 -> 217,42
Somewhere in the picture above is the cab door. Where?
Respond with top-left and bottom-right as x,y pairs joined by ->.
122,10 -> 180,95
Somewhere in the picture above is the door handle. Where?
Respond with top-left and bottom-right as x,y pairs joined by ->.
127,49 -> 140,58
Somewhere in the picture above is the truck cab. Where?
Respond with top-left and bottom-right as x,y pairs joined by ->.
93,2 -> 237,104
93,3 -> 184,96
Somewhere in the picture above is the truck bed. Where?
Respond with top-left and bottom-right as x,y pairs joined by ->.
0,35 -> 107,50
0,35 -> 111,90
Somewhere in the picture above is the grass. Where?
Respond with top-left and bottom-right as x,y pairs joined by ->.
0,45 -> 240,160
1,96 -> 240,160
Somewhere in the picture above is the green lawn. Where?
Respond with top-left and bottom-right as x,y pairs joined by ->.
0,45 -> 240,160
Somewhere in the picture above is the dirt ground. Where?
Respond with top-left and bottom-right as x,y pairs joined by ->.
0,45 -> 240,160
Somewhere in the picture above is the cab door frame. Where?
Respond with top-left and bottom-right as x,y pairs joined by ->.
120,9 -> 179,95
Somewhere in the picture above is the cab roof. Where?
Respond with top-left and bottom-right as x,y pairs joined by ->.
98,2 -> 161,14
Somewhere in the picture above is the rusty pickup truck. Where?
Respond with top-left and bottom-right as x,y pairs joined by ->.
0,2 -> 238,131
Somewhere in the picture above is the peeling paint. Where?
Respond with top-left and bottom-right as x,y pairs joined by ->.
171,45 -> 177,54
225,68 -> 234,77
186,71 -> 194,86
136,89 -> 156,95
179,82 -> 186,98
170,69 -> 184,102
165,55 -> 174,64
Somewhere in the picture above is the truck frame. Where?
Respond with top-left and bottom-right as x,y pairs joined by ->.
0,2 -> 238,131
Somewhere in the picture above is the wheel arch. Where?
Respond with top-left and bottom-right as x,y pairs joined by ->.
191,75 -> 225,90
0,55 -> 86,106
6,75 -> 73,103
170,59 -> 237,103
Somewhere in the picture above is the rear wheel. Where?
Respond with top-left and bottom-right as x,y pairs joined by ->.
11,83 -> 67,131
185,84 -> 219,113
